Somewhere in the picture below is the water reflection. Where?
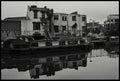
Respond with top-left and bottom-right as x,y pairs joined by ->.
1,45 -> 119,79
1,52 -> 88,79
104,44 -> 119,58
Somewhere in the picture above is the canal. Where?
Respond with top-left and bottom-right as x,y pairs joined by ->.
1,47 -> 119,80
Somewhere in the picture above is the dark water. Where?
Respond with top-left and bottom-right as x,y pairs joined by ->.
1,46 -> 119,80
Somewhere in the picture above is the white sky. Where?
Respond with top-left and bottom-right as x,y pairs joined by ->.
1,1 -> 119,24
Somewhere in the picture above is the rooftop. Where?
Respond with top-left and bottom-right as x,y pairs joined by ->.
4,17 -> 27,21
109,14 -> 119,16
28,5 -> 53,12
1,20 -> 21,31
70,11 -> 78,14
54,13 -> 68,15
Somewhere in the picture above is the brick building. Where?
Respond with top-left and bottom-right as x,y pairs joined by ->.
104,14 -> 119,36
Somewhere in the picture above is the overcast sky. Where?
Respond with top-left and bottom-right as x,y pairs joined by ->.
1,1 -> 119,24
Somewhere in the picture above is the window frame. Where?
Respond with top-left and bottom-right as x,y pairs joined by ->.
62,16 -> 67,21
54,25 -> 59,33
62,26 -> 66,31
33,22 -> 40,30
33,10 -> 38,19
72,16 -> 76,21
54,15 -> 59,20
82,16 -> 86,22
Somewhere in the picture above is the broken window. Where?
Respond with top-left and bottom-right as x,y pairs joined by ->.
33,22 -> 40,30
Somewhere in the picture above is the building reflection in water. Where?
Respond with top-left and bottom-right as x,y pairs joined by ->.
104,44 -> 119,58
106,49 -> 119,58
29,53 -> 88,79
1,44 -> 119,79
1,52 -> 88,79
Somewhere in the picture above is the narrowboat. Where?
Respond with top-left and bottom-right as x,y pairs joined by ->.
89,37 -> 106,49
1,36 -> 93,55
104,36 -> 119,54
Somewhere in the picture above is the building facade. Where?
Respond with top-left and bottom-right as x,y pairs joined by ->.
53,13 -> 68,36
1,5 -> 87,41
22,5 -> 54,37
53,11 -> 87,37
104,14 -> 119,36
87,21 -> 103,34
1,5 -> 54,41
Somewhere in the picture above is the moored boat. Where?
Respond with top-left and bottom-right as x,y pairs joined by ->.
1,36 -> 93,55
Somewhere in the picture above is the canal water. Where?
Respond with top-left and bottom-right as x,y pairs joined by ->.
1,47 -> 119,80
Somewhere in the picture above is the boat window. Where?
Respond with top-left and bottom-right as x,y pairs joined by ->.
112,38 -> 117,41
32,38 -> 34,41
60,56 -> 66,60
31,42 -> 38,47
28,37 -> 34,41
25,38 -> 29,42
19,37 -> 23,40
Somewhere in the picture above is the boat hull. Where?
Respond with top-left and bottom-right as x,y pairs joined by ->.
1,44 -> 92,55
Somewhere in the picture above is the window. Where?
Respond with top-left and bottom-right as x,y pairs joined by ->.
82,17 -> 86,21
42,12 -> 45,19
33,22 -> 40,30
33,10 -> 38,18
47,58 -> 53,62
65,16 -> 67,21
62,16 -> 64,21
82,26 -> 86,31
111,19 -> 113,22
54,15 -> 59,20
115,19 -> 119,23
62,16 -> 67,21
72,16 -> 76,21
62,26 -> 66,31
54,25 -> 59,33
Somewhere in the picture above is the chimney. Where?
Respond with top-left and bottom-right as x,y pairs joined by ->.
44,6 -> 47,9
71,11 -> 78,14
